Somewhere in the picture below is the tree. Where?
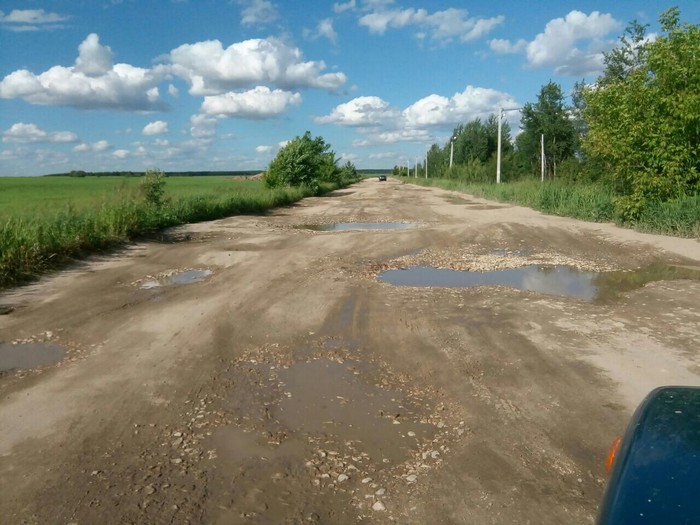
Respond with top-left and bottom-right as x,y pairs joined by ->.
140,168 -> 167,207
264,132 -> 337,192
517,81 -> 576,178
583,8 -> 700,218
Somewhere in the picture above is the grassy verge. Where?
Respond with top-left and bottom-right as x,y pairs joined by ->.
0,179 -> 345,290
403,177 -> 700,238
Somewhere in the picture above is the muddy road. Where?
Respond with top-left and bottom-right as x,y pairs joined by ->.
1,179 -> 699,524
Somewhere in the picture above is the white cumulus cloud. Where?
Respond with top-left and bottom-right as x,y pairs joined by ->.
3,122 -> 78,143
200,86 -> 302,119
143,120 -> 169,135
0,33 -> 167,110
491,11 -> 620,77
317,85 -> 519,148
359,6 -> 504,43
167,37 -> 347,95
113,149 -> 130,159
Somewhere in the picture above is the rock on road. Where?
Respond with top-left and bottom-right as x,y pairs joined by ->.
1,179 -> 699,524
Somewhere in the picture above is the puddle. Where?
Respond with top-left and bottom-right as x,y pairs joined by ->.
274,359 -> 435,463
0,342 -> 65,373
378,263 -> 700,302
0,305 -> 14,315
140,269 -> 212,289
297,223 -> 416,231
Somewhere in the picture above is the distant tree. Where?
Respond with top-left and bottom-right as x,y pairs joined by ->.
517,81 -> 576,178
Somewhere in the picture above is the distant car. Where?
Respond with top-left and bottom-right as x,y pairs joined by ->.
378,175 -> 387,181
597,386 -> 700,524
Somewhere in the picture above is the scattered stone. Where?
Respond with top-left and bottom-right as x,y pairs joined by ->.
144,485 -> 156,495
170,458 -> 182,464
372,501 -> 386,512
361,477 -> 372,484
337,474 -> 349,483
407,431 -> 416,437
375,488 -> 386,496
406,475 -> 417,483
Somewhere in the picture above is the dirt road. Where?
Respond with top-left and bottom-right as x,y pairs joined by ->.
1,179 -> 699,524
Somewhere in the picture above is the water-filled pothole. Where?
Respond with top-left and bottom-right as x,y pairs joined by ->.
274,359 -> 435,463
378,264 -> 700,302
140,269 -> 212,289
297,223 -> 416,231
0,342 -> 65,374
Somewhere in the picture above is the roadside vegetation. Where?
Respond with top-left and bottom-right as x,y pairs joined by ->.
1,137 -> 360,289
396,7 -> 699,238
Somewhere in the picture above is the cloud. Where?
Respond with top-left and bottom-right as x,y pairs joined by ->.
317,85 -> 519,147
113,149 -> 130,159
489,38 -> 527,54
359,6 -> 504,43
0,9 -> 69,31
239,0 -> 279,26
74,140 -> 111,153
305,18 -> 338,44
3,122 -> 78,143
143,120 -> 169,135
256,145 -> 274,153
314,96 -> 400,127
167,37 -> 347,95
200,86 -> 302,119
333,0 -> 356,13
0,33 -> 167,111
492,11 -> 620,77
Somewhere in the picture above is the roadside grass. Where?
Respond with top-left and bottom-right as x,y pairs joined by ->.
404,177 -> 699,238
0,177 -> 342,289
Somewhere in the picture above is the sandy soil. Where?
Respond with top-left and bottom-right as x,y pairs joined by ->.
1,178 -> 699,524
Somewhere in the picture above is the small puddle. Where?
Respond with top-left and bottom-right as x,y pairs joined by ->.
274,360 -> 435,463
0,342 -> 65,374
378,263 -> 700,302
140,269 -> 212,289
297,223 -> 416,231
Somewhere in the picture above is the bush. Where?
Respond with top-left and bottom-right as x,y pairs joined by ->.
140,168 -> 167,207
264,132 -> 338,192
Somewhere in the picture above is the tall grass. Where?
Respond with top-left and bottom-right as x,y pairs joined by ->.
407,177 -> 699,237
0,180 -> 330,289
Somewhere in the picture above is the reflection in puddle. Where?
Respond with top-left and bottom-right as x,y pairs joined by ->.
140,269 -> 212,289
378,264 -> 700,302
275,360 -> 435,463
0,342 -> 65,373
297,223 -> 416,231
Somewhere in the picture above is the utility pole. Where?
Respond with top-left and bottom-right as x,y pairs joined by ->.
541,134 -> 545,182
425,154 -> 428,178
496,106 -> 521,184
449,136 -> 455,169
415,157 -> 418,178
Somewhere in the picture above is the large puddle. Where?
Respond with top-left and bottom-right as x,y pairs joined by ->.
378,263 -> 700,302
140,269 -> 212,289
0,342 -> 65,374
274,359 -> 436,463
297,222 -> 416,231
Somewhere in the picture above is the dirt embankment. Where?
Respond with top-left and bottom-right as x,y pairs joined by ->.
1,179 -> 699,524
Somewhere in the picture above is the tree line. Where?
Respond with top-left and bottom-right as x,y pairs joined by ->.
396,7 -> 699,220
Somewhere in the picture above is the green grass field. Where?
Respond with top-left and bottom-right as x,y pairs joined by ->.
0,175 -> 352,289
0,176 -> 258,220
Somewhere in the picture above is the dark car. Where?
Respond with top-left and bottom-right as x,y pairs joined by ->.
597,386 -> 700,524
378,175 -> 387,181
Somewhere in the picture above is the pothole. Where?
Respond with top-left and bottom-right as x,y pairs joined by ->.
137,269 -> 213,289
0,342 -> 65,374
296,223 -> 417,232
378,263 -> 700,302
274,359 -> 437,464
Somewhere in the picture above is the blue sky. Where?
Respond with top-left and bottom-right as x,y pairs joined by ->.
1,0 -> 697,176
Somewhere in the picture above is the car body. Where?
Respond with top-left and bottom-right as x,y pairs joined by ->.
597,386 -> 700,524
378,175 -> 387,181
